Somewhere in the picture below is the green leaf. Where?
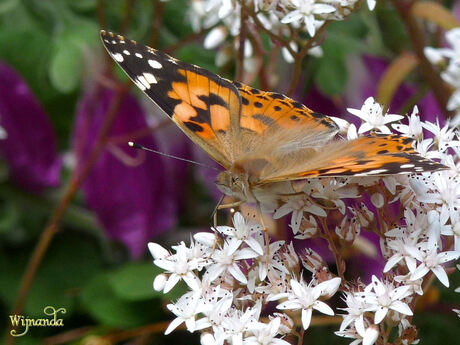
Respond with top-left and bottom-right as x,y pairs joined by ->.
109,262 -> 163,301
315,56 -> 347,96
48,20 -> 98,93
81,273 -> 161,328
0,27 -> 54,100
49,38 -> 81,93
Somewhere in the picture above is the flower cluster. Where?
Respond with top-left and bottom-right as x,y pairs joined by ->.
150,212 -> 342,344
186,0 -> 376,64
149,97 -> 459,345
425,27 -> 460,126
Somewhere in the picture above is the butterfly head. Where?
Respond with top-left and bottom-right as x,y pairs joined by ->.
215,170 -> 253,201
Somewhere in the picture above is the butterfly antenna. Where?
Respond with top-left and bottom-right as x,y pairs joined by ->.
128,141 -> 220,171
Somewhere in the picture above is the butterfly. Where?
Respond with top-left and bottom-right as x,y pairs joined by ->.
100,30 -> 447,205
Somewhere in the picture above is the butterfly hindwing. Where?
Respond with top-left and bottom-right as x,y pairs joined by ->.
258,134 -> 445,182
100,30 -> 241,168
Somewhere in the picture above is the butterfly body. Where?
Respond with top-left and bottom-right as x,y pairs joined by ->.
100,30 -> 447,202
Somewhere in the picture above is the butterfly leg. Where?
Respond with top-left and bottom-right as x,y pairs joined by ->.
255,201 -> 272,277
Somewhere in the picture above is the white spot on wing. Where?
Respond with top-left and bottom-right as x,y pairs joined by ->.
143,72 -> 158,84
111,52 -> 124,62
123,50 -> 131,55
366,169 -> 388,175
136,75 -> 151,89
400,163 -> 415,169
135,53 -> 143,58
148,59 -> 162,69
134,79 -> 147,91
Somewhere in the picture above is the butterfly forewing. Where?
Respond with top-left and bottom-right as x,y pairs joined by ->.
100,30 -> 240,168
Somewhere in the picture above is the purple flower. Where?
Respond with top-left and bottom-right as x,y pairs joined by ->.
73,87 -> 176,257
0,62 -> 61,193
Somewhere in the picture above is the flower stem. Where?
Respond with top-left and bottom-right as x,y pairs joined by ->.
320,218 -> 346,282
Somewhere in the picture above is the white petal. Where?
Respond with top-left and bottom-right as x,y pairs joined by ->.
165,317 -> 184,335
148,242 -> 169,259
384,255 -> 403,272
245,237 -> 264,256
153,274 -> 167,291
183,273 -> 201,291
358,122 -> 374,134
383,114 -> 404,123
164,274 -> 181,293
431,265 -> 450,287
410,265 -> 430,281
389,300 -> 413,316
185,317 -> 196,332
374,306 -> 388,324
229,263 -> 248,284
363,326 -> 379,345
281,11 -> 303,24
438,251 -> 460,263
194,232 -> 216,246
301,308 -> 313,330
313,301 -> 334,315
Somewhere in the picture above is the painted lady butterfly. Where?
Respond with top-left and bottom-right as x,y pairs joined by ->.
100,31 -> 446,204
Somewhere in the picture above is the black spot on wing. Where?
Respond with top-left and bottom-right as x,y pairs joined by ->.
198,93 -> 228,107
184,122 -> 204,133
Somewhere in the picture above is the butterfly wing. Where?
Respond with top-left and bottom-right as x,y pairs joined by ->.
100,31 -> 241,168
230,82 -> 340,163
251,134 -> 447,182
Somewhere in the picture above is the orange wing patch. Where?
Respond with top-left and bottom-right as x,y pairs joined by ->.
233,81 -> 338,135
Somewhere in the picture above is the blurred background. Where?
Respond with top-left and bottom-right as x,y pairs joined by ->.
0,0 -> 459,344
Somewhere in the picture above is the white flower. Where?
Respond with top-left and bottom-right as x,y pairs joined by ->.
347,97 -> 404,134
165,291 -> 210,334
281,0 -> 335,37
243,317 -> 291,345
362,276 -> 413,324
421,119 -> 460,152
408,245 -> 460,287
273,278 -> 336,330
216,212 -> 264,255
151,242 -> 202,292
335,322 -> 379,345
312,179 -> 359,214
208,238 -> 259,284
391,106 -> 424,140
274,192 -> 326,234
220,302 -> 263,345
440,207 -> 460,251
